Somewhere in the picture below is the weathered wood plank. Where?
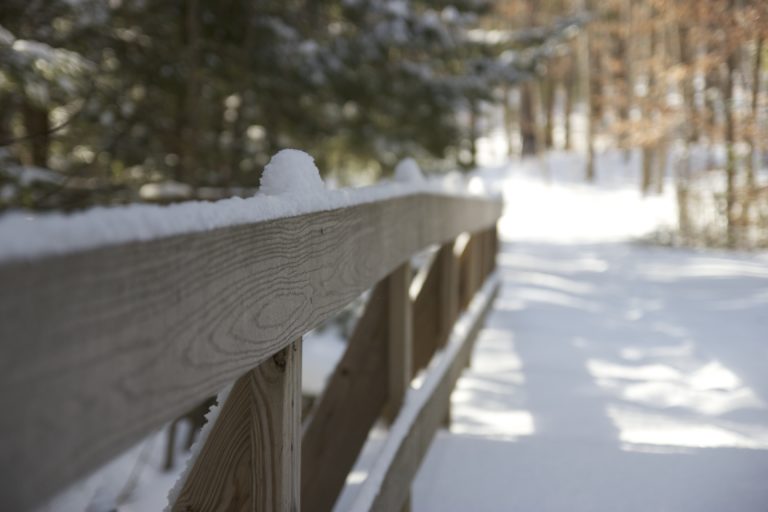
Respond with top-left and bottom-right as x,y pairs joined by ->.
0,193 -> 501,510
384,262 -> 413,423
301,283 -> 389,512
173,340 -> 302,512
349,275 -> 500,512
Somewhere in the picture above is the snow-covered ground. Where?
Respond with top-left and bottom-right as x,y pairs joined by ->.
413,152 -> 768,511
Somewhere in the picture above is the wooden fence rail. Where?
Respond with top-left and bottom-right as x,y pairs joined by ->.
0,192 -> 502,511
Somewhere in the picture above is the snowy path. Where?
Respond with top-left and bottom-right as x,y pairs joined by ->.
413,154 -> 768,511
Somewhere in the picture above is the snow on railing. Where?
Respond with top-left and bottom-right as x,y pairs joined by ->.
0,150 -> 502,511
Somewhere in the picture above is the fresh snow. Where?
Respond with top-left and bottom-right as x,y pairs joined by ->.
2,165 -> 65,186
393,157 -> 425,183
0,150 -> 491,263
0,24 -> 14,45
258,148 -> 325,196
410,151 -> 768,511
138,181 -> 193,201
303,326 -> 347,396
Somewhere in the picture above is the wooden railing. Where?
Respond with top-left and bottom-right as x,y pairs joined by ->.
0,192 -> 502,511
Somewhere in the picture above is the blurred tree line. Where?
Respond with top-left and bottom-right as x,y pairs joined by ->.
0,0 -> 581,211
580,0 -> 768,248
493,0 -> 767,248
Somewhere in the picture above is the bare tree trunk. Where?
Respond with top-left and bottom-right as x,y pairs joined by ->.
723,10 -> 739,248
676,182 -> 691,243
744,37 -> 763,233
641,147 -> 654,194
520,82 -> 538,156
652,15 -> 673,194
542,76 -> 556,149
469,99 -> 479,167
564,62 -> 575,150
579,0 -> 596,181
21,101 -> 50,168
678,21 -> 699,143
673,7 -> 696,240
641,6 -> 659,195
503,85 -> 517,157
704,46 -> 722,170
179,0 -> 201,184
655,141 -> 668,194
614,1 -> 631,162
0,94 -> 14,153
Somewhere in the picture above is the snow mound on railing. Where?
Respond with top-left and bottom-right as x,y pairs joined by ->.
394,157 -> 425,184
259,149 -> 325,196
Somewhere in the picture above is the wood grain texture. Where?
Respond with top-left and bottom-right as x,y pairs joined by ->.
301,282 -> 389,512
173,340 -> 302,512
361,277 -> 500,512
0,193 -> 501,510
385,263 -> 413,423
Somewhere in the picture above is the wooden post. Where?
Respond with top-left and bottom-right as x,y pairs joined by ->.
490,225 -> 498,272
457,236 -> 471,310
437,240 -> 459,348
385,262 -> 413,512
301,283 -> 389,512
411,256 -> 441,377
483,228 -> 493,279
478,231 -> 488,281
460,236 -> 480,369
437,240 -> 459,429
351,279 -> 501,512
172,340 -> 302,512
385,262 -> 413,423
468,235 -> 481,299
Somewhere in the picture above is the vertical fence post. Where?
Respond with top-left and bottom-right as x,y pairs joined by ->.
301,283 -> 390,512
478,230 -> 488,282
384,262 -> 413,512
172,339 -> 302,512
488,225 -> 497,273
385,262 -> 413,423
468,234 -> 480,303
437,239 -> 459,428
437,239 -> 459,348
482,228 -> 492,279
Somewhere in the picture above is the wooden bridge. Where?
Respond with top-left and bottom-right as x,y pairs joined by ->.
0,192 -> 503,511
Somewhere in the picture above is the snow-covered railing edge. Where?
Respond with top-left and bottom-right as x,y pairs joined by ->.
0,192 -> 502,511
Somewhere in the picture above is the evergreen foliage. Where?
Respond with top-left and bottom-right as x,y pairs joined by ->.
0,0 -> 578,211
